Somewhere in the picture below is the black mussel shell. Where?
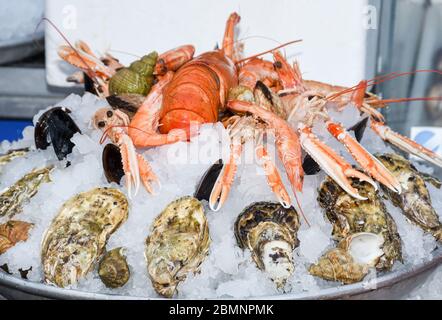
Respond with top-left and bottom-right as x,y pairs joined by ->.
348,117 -> 369,143
194,159 -> 223,202
102,143 -> 124,184
0,263 -> 11,275
302,117 -> 370,176
254,80 -> 274,104
302,154 -> 321,175
34,107 -> 81,160
83,72 -> 99,95
18,267 -> 32,280
106,94 -> 144,119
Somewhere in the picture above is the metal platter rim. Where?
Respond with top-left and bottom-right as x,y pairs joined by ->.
0,247 -> 440,300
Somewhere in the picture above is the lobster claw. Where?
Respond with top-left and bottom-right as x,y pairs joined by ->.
298,123 -> 377,200
327,121 -> 402,194
371,120 -> 442,168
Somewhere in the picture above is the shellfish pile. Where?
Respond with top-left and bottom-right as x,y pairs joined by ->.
0,93 -> 441,298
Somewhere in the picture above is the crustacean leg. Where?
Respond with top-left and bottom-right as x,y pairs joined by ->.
255,141 -> 291,208
58,41 -> 115,80
94,107 -> 159,197
326,121 -> 402,193
209,135 -> 242,211
227,100 -> 304,193
128,72 -> 187,148
298,123 -> 377,200
137,154 -> 160,194
349,80 -> 442,168
222,12 -> 241,60
371,120 -> 442,168
154,45 -> 195,76
117,133 -> 140,198
272,52 -> 401,195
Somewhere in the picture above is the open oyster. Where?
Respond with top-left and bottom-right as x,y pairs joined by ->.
145,196 -> 210,298
234,202 -> 300,289
98,247 -> 130,288
42,187 -> 128,287
310,175 -> 402,283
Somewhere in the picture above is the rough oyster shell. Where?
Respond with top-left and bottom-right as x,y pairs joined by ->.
98,247 -> 130,288
234,202 -> 300,289
376,153 -> 442,241
311,174 -> 402,284
145,196 -> 210,298
0,166 -> 52,218
41,187 -> 128,288
309,232 -> 384,284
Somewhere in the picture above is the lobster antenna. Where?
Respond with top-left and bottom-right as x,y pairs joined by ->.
368,96 -> 442,107
235,39 -> 303,65
38,17 -> 101,86
293,191 -> 310,227
328,69 -> 442,101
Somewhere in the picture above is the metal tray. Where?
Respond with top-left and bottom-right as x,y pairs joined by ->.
0,247 -> 440,300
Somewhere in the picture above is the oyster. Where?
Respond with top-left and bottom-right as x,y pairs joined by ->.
0,220 -> 33,254
0,148 -> 29,169
145,196 -> 210,298
42,187 -> 128,287
98,247 -> 130,288
376,153 -> 442,240
0,166 -> 52,218
310,175 -> 402,283
234,202 -> 300,289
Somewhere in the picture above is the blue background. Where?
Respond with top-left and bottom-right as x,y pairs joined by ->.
0,120 -> 33,142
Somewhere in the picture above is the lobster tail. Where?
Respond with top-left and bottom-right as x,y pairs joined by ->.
160,51 -> 237,136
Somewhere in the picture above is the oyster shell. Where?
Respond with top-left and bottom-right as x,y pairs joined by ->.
98,247 -> 130,288
41,187 -> 128,287
376,153 -> 442,241
234,202 -> 300,289
145,196 -> 210,298
0,148 -> 29,169
309,232 -> 384,284
0,220 -> 33,255
0,166 -> 52,218
310,175 -> 402,283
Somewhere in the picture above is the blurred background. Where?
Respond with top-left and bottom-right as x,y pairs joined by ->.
0,0 -> 441,152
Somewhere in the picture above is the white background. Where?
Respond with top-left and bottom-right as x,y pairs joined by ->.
45,0 -> 370,87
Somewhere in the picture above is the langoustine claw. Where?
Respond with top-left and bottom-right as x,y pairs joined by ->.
94,107 -> 159,197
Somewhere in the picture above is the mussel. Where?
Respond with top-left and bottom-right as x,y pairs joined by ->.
234,202 -> 300,289
34,107 -> 81,160
194,159 -> 223,202
145,196 -> 210,298
102,143 -> 124,185
98,247 -> 130,288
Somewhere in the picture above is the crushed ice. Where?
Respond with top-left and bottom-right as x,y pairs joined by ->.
0,93 -> 441,299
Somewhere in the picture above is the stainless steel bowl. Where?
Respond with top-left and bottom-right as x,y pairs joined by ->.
0,248 -> 441,300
